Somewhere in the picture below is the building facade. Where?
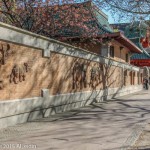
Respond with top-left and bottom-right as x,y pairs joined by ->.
50,1 -> 142,65
111,21 -> 150,67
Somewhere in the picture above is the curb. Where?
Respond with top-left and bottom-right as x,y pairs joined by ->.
121,123 -> 146,150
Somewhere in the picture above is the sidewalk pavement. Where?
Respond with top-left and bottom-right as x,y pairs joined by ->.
131,123 -> 150,150
0,89 -> 150,150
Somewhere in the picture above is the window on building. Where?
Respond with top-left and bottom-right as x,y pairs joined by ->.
126,54 -> 129,62
110,46 -> 114,58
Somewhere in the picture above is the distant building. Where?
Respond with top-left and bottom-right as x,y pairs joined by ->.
48,1 -> 142,64
111,21 -> 150,67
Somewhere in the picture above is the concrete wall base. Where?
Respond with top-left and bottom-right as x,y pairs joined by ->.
0,85 -> 143,129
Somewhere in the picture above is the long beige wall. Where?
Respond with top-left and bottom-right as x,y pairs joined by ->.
0,22 -> 142,102
0,40 -> 141,101
0,23 -> 144,128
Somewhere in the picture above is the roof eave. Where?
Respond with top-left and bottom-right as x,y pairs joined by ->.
99,32 -> 142,54
116,33 -> 143,54
58,32 -> 143,54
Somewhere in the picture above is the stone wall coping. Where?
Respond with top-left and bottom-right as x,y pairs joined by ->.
0,22 -> 140,71
0,22 -> 94,54
0,97 -> 41,103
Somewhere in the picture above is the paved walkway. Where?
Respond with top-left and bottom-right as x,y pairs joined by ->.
0,89 -> 150,150
131,123 -> 150,150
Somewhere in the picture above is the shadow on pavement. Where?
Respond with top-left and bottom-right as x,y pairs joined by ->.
131,148 -> 150,150
31,98 -> 150,126
1,93 -> 150,150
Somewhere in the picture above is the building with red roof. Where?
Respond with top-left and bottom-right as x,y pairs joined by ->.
111,21 -> 150,67
48,1 -> 142,64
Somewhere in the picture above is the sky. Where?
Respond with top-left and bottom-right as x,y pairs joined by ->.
102,10 -> 117,24
103,9 -> 150,24
107,12 -> 115,24
103,10 -> 130,24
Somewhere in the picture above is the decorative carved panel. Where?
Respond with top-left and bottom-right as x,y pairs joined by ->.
90,63 -> 101,88
10,63 -> 31,84
72,61 -> 102,90
0,79 -> 3,90
73,61 -> 87,89
0,43 -> 11,65
124,70 -> 128,76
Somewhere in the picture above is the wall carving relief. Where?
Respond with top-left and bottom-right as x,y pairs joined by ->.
0,43 -> 11,65
90,63 -> 101,88
0,79 -> 3,90
10,63 -> 30,84
124,70 -> 128,86
73,61 -> 87,89
73,61 -> 102,89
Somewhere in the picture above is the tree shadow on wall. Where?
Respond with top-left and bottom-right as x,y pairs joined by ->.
70,56 -> 120,107
87,58 -> 120,105
27,105 -> 58,122
27,55 -> 119,120
23,45 -> 134,121
45,45 -> 127,106
100,59 -> 118,101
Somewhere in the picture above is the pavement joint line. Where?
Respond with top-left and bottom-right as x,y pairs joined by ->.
131,122 -> 150,149
121,123 -> 147,150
